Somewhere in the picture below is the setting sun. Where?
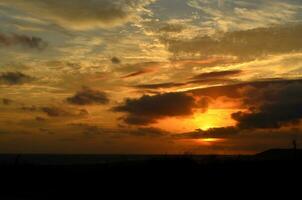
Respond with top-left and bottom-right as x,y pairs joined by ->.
200,138 -> 223,143
153,109 -> 238,134
193,109 -> 237,131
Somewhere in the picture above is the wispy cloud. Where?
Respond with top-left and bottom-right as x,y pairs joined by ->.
2,0 -> 156,29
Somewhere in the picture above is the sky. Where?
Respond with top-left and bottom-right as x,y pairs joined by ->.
1,0 -> 302,154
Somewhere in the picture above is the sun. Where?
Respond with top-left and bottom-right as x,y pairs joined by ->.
201,138 -> 221,142
153,108 -> 238,133
193,109 -> 236,131
194,138 -> 225,146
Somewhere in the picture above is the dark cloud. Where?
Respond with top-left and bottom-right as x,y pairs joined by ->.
175,127 -> 240,139
0,32 -> 48,50
41,106 -> 88,117
35,116 -> 46,122
41,107 -> 69,117
232,82 -> 302,129
187,78 -> 240,86
118,61 -> 161,78
121,68 -> 154,79
113,92 -> 208,125
20,103 -> 89,118
133,80 -> 237,91
67,87 -> 109,105
191,70 -> 242,80
2,98 -> 13,105
134,82 -> 187,89
111,57 -> 121,64
127,127 -> 168,137
0,72 -> 34,85
162,24 -> 302,61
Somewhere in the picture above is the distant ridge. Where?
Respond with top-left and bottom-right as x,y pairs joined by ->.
255,149 -> 302,160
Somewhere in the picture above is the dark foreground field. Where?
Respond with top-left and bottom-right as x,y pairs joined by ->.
0,149 -> 301,199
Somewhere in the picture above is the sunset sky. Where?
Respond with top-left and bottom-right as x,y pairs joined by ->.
1,0 -> 302,154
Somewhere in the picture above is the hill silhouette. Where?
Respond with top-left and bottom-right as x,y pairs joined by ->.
256,148 -> 302,160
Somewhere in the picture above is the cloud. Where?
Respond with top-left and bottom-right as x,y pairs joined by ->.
190,70 -> 242,80
41,107 -> 70,117
113,92 -> 208,125
162,24 -> 302,61
232,82 -> 302,129
2,98 -> 13,105
117,61 -> 163,76
187,0 -> 300,32
0,72 -> 34,85
67,87 -> 109,105
134,82 -> 187,89
175,126 -> 240,139
187,78 -> 239,85
190,79 -> 302,99
0,32 -> 48,50
35,116 -> 46,122
121,68 -> 154,79
133,70 -> 242,90
111,57 -> 121,64
158,23 -> 184,33
133,79 -> 238,90
170,57 -> 239,68
126,127 -> 168,137
4,0 -> 155,29
41,106 -> 88,117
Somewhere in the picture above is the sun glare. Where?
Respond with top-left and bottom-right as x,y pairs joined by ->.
193,109 -> 237,131
201,138 -> 221,142
195,138 -> 225,146
154,109 -> 238,133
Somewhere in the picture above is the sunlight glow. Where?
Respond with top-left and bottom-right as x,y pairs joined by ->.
201,138 -> 221,142
195,138 -> 225,146
154,109 -> 238,133
193,109 -> 237,131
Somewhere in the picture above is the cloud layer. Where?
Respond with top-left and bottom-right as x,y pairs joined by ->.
162,24 -> 302,61
67,87 -> 109,105
3,0 -> 155,29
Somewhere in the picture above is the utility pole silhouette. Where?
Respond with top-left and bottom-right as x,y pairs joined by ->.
14,154 -> 21,166
293,139 -> 297,150
292,139 -> 297,161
